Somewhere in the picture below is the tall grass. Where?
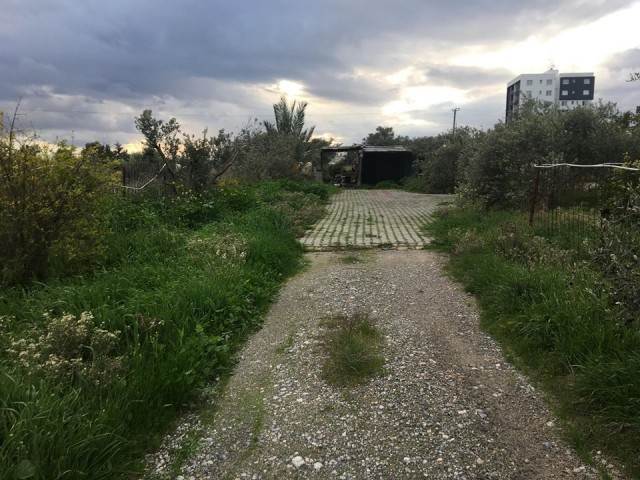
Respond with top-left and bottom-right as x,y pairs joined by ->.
426,205 -> 640,477
0,180 -> 329,479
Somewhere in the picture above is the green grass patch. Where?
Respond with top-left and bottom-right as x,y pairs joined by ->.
425,203 -> 640,477
0,180 -> 330,480
321,313 -> 385,387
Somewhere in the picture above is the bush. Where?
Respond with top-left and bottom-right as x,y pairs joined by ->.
0,131 -> 117,285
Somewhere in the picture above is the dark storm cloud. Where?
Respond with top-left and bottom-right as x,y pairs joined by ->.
1,0 -> 638,144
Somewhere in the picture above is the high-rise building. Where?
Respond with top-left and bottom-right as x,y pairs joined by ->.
506,69 -> 595,119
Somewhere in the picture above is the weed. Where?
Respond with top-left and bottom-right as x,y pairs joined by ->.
321,313 -> 385,387
340,254 -> 365,265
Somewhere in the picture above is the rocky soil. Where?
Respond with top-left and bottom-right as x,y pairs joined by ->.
145,250 -> 625,480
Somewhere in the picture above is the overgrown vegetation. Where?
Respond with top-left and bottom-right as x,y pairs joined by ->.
0,100 -> 331,479
426,186 -> 640,476
321,313 -> 385,387
0,111 -> 118,285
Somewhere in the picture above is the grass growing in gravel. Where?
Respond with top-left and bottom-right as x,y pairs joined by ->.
339,254 -> 365,264
426,204 -> 640,477
0,180 -> 329,480
321,313 -> 385,387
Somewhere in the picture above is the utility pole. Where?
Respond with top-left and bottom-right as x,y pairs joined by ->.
452,108 -> 460,135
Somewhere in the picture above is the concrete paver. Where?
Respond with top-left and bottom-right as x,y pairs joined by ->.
300,189 -> 453,249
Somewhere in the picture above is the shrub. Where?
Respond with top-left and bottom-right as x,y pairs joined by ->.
0,129 -> 117,285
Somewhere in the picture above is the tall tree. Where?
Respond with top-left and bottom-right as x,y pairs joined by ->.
134,110 -> 181,192
263,95 -> 315,165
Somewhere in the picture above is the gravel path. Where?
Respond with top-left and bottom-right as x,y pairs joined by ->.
145,250 -> 623,480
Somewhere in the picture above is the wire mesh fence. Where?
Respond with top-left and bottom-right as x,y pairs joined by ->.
117,160 -> 168,193
529,163 -> 640,248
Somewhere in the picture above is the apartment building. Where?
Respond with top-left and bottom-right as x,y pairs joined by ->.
506,69 -> 595,119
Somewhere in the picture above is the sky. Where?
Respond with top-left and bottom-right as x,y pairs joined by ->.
1,0 -> 640,150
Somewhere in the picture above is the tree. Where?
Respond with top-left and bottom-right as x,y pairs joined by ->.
134,110 -> 238,193
263,96 -> 315,144
263,95 -> 315,167
362,126 -> 409,146
231,97 -> 317,181
412,127 -> 479,194
134,110 -> 182,193
459,99 -> 561,208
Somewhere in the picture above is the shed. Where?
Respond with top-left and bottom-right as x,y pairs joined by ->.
320,145 -> 414,186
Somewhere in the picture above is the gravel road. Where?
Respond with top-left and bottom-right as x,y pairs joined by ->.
145,250 -> 624,480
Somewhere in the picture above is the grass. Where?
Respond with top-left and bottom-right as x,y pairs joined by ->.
425,203 -> 640,477
321,313 -> 385,387
339,253 -> 365,264
0,180 -> 330,480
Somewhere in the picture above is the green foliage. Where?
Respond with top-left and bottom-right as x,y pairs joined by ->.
592,167 -> 640,323
0,119 -> 117,285
411,127 -> 479,194
263,95 -> 315,148
362,126 -> 409,146
0,179 -> 328,479
399,176 -> 423,192
456,100 -> 639,209
373,180 -> 400,189
134,110 -> 237,193
232,97 -> 319,182
321,313 -> 385,387
426,204 -> 640,475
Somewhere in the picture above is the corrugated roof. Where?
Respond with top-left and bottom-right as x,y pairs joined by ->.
321,144 -> 411,154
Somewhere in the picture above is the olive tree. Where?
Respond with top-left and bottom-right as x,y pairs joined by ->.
134,110 -> 237,193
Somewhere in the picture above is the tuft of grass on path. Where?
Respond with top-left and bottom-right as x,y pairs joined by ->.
321,313 -> 385,387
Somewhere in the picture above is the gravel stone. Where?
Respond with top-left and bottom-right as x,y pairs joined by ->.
144,250 -> 627,479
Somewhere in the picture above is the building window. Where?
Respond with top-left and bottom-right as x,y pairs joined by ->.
525,91 -> 532,97
583,90 -> 590,95
561,101 -> 567,106
546,90 -> 552,96
562,90 -> 568,95
539,90 -> 542,95
546,79 -> 553,85
562,79 -> 569,85
539,79 -> 543,83
584,79 -> 591,84
526,79 -> 532,85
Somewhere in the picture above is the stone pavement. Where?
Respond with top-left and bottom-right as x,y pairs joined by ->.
300,189 -> 453,250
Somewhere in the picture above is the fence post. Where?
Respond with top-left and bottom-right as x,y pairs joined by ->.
529,166 -> 541,225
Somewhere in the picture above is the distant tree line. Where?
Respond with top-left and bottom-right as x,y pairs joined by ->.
361,99 -> 640,207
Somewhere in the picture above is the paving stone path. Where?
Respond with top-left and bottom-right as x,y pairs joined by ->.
300,190 -> 453,250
